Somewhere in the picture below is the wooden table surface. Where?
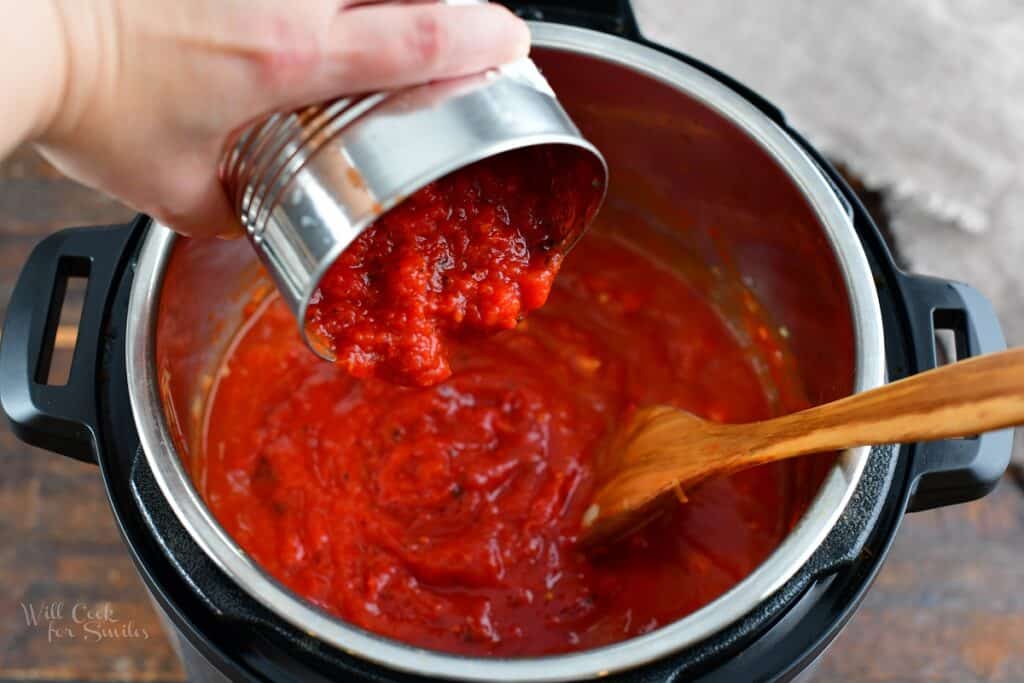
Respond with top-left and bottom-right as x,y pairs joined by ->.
0,146 -> 1021,682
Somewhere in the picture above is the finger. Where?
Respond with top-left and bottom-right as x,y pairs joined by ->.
271,3 -> 530,109
151,163 -> 244,239
157,191 -> 242,239
342,0 -> 436,5
339,0 -> 444,8
332,3 -> 531,90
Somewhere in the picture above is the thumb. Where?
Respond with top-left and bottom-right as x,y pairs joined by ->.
263,2 -> 531,111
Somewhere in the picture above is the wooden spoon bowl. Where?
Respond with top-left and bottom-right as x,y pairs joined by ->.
581,347 -> 1024,547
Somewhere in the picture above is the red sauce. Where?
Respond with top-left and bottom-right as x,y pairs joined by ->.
200,233 -> 811,656
306,146 -> 603,387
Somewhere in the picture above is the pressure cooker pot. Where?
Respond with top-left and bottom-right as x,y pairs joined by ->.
0,2 -> 1012,681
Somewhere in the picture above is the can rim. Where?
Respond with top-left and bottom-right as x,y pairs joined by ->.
295,135 -> 608,361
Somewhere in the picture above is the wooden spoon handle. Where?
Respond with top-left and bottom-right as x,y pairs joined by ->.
749,346 -> 1024,464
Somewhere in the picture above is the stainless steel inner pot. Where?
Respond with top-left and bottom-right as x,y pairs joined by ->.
127,24 -> 885,682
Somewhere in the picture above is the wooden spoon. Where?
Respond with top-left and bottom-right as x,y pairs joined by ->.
580,347 -> 1024,547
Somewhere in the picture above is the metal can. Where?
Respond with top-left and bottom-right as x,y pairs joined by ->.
219,20 -> 607,359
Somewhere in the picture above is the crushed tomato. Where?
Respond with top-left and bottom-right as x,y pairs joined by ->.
200,233 -> 818,656
306,146 -> 603,386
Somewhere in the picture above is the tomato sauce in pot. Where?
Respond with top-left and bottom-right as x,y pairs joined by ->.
199,228 -> 819,656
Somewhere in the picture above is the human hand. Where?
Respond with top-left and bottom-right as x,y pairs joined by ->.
30,0 -> 530,237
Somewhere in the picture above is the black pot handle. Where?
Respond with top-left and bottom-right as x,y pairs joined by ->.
899,273 -> 1013,511
0,224 -> 136,464
502,0 -> 640,37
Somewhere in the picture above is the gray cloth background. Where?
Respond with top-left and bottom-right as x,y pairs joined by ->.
633,0 -> 1024,346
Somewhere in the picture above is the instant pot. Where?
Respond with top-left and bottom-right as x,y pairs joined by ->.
1,2 -> 1012,681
